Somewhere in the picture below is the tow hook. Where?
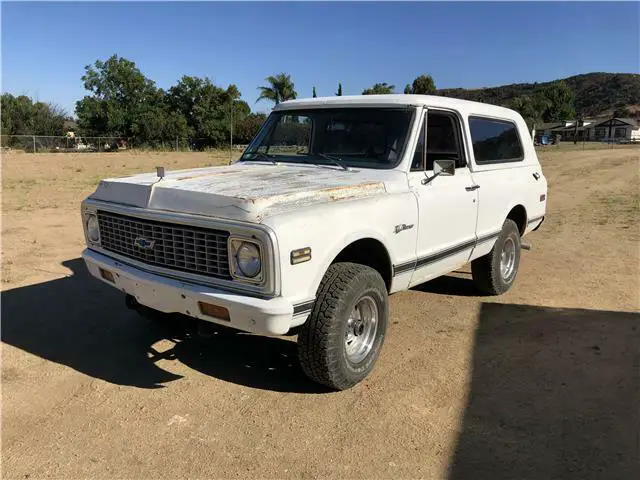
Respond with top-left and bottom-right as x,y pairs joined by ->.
125,294 -> 139,310
521,242 -> 532,251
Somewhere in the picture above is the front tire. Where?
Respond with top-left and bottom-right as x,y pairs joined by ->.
297,263 -> 388,391
471,219 -> 521,295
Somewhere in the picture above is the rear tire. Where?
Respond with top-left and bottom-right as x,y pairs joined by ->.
471,219 -> 521,295
297,263 -> 388,391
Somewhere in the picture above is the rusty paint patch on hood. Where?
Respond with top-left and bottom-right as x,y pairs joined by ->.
92,162 -> 397,223
175,169 -> 239,181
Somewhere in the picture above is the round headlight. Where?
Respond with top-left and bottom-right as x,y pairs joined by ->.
235,242 -> 261,278
86,214 -> 100,243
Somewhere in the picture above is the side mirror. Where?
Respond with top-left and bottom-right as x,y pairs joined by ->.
433,159 -> 455,176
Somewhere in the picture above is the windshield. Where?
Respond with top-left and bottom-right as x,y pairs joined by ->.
240,107 -> 415,169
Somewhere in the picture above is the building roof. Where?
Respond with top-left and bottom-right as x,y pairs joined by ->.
557,125 -> 591,132
589,117 -> 639,128
540,117 -> 640,131
276,94 -> 521,120
537,122 -> 564,131
616,118 -> 639,127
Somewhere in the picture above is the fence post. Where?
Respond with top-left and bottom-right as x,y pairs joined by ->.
33,135 -> 36,154
176,136 -> 178,152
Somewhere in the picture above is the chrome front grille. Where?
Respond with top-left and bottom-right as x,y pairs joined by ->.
97,210 -> 231,280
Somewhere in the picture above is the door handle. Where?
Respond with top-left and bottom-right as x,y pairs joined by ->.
533,172 -> 541,180
465,185 -> 480,191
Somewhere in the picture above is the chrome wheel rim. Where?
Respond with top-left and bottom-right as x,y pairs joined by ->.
500,237 -> 516,281
344,295 -> 378,363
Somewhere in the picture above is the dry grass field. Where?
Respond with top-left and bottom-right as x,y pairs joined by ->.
2,146 -> 639,479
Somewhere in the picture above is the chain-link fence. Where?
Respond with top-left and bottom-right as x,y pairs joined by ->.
1,135 -> 124,153
534,140 -> 640,151
1,135 -> 250,153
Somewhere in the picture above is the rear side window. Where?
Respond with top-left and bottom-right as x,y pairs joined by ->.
469,117 -> 524,164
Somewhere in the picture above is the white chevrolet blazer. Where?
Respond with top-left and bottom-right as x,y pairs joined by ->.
81,95 -> 547,390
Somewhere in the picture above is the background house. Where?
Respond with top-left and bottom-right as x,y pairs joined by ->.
587,118 -> 640,142
536,118 -> 640,143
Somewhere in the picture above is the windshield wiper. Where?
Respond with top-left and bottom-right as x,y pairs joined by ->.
315,153 -> 350,171
241,151 -> 277,165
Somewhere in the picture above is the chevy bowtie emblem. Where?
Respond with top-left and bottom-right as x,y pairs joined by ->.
134,237 -> 155,250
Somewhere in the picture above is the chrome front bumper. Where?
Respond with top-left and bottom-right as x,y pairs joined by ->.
82,249 -> 296,335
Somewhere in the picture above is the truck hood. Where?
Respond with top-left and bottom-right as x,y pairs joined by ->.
89,162 -> 405,223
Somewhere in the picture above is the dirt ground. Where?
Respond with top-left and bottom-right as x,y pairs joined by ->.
2,146 -> 639,479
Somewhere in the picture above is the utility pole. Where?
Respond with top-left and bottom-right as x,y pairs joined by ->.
229,101 -> 232,163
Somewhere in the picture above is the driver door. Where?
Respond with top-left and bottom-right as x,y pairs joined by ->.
408,109 -> 479,287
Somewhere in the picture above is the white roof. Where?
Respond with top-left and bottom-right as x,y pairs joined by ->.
275,94 -> 519,119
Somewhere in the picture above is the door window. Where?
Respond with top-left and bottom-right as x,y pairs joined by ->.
411,119 -> 426,171
411,111 -> 466,171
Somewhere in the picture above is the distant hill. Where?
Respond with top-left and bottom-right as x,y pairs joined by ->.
437,73 -> 640,118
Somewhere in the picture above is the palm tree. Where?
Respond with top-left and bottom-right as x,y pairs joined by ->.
256,73 -> 297,105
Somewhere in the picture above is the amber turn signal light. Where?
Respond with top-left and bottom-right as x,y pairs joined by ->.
100,268 -> 115,283
198,301 -> 230,321
290,247 -> 312,265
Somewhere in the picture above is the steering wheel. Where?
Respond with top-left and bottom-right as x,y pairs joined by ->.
376,143 -> 397,154
368,143 -> 398,162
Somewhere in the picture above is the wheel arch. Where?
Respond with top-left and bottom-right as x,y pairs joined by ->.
506,204 -> 527,236
332,238 -> 393,291
310,232 -> 394,297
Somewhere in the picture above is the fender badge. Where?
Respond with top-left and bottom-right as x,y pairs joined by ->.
394,224 -> 414,234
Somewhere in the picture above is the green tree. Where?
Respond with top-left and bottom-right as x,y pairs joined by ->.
362,83 -> 395,95
76,56 -> 250,147
163,111 -> 191,141
312,86 -> 317,98
256,73 -> 297,105
75,55 -> 161,138
167,76 -> 245,147
612,107 -> 631,118
1,93 -> 66,136
130,88 -> 168,142
166,76 -> 210,135
404,74 -> 436,95
234,113 -> 268,144
540,82 -> 576,122
336,83 -> 343,96
508,95 -> 548,131
507,83 -> 576,127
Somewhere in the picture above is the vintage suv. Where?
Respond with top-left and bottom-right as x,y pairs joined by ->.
81,95 -> 547,390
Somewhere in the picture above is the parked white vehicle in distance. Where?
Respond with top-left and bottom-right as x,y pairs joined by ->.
81,94 -> 547,390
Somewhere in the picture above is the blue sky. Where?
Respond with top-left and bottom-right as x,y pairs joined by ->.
2,1 -> 639,117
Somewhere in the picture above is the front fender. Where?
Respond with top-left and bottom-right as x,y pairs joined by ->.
307,228 -> 393,301
262,193 -> 419,303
